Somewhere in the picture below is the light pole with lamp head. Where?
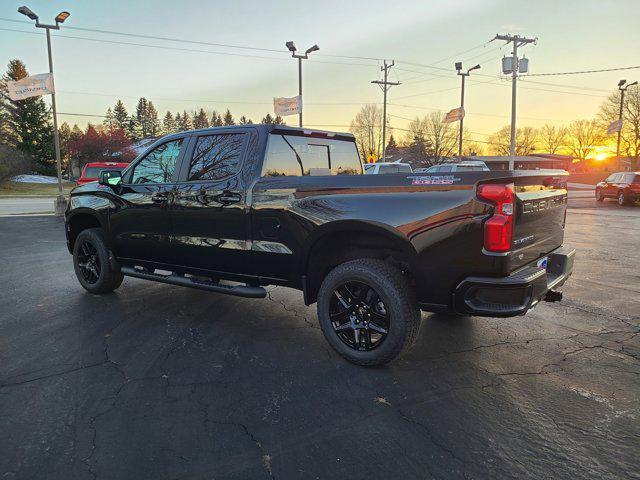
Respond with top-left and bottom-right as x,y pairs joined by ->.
455,62 -> 480,157
17,6 -> 70,214
616,79 -> 637,171
286,41 -> 319,128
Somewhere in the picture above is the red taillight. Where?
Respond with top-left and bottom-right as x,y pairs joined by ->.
477,183 -> 514,253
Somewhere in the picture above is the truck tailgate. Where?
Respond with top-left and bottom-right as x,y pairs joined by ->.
509,176 -> 568,272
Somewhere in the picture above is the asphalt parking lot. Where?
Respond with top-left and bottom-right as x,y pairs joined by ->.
1,196 -> 638,480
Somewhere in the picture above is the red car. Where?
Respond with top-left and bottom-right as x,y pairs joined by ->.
596,171 -> 640,205
77,162 -> 129,186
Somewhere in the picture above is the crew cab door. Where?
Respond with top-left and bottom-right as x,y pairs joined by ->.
109,137 -> 186,265
170,130 -> 251,276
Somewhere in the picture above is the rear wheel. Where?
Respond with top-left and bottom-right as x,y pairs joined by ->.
595,188 -> 604,202
316,259 -> 421,366
618,190 -> 628,206
73,228 -> 123,294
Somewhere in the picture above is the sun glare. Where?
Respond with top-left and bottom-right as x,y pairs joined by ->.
594,153 -> 608,161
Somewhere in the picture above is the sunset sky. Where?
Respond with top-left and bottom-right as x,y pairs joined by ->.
1,0 -> 639,148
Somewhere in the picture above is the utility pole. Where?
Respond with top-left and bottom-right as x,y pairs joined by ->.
372,60 -> 400,162
286,41 -> 319,128
455,62 -> 481,157
494,33 -> 536,170
18,6 -> 70,215
615,79 -> 637,171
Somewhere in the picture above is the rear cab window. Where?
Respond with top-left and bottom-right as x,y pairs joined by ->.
262,133 -> 362,176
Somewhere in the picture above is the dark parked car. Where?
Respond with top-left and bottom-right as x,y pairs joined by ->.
596,171 -> 640,205
65,125 -> 574,365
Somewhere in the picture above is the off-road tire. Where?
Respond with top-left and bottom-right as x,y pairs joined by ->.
317,258 -> 421,366
73,228 -> 123,294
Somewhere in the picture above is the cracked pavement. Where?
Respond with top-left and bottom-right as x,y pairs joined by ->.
0,196 -> 638,479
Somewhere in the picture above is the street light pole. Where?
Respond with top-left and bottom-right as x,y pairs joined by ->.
616,79 -> 637,171
456,63 -> 480,157
45,28 -> 63,196
18,6 -> 70,215
286,42 -> 319,128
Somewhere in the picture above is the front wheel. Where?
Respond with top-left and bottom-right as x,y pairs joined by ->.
618,190 -> 628,206
73,228 -> 123,294
316,259 -> 421,366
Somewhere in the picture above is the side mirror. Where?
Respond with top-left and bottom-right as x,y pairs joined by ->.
99,169 -> 122,187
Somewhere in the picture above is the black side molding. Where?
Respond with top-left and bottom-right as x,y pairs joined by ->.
120,266 -> 267,299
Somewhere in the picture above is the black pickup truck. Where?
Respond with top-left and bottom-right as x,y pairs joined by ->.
65,125 -> 575,365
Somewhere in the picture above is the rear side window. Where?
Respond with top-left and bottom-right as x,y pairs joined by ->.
263,134 -> 362,176
378,165 -> 397,174
456,165 -> 483,171
438,166 -> 453,173
131,139 -> 183,184
396,164 -> 412,173
188,133 -> 245,181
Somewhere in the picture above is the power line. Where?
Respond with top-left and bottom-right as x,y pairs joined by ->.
0,17 -> 383,63
528,65 -> 640,76
0,27 -> 378,68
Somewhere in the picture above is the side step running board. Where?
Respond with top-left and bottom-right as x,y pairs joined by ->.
120,266 -> 267,299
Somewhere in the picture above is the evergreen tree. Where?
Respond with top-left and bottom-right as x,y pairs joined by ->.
112,100 -> 128,130
210,111 -> 223,127
174,112 -> 182,132
147,101 -> 160,137
386,134 -> 398,155
135,97 -> 150,137
0,59 -> 54,173
58,122 -> 72,164
193,108 -> 209,129
103,108 -> 116,129
238,115 -> 253,125
223,109 -> 235,126
261,113 -> 286,125
125,115 -> 140,141
179,110 -> 192,131
162,111 -> 175,134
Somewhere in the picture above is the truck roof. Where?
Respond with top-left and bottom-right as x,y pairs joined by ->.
182,124 -> 355,141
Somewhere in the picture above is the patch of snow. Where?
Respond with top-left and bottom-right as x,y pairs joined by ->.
11,174 -> 58,184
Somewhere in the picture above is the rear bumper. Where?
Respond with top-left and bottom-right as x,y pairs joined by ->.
452,246 -> 575,317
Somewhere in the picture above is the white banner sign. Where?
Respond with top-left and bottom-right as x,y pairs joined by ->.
274,95 -> 302,116
607,119 -> 622,135
7,73 -> 55,101
443,107 -> 465,123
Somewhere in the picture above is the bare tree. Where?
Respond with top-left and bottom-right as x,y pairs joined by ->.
350,104 -> 383,161
423,111 -> 457,162
598,86 -> 640,160
539,124 -> 568,154
488,125 -> 538,156
566,119 -> 603,160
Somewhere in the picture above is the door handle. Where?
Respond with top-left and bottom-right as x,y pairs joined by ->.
151,193 -> 168,203
216,192 -> 241,204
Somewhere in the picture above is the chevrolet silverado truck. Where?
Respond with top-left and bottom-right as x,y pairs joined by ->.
65,125 -> 575,366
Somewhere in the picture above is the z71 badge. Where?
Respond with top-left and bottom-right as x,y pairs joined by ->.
409,175 -> 460,185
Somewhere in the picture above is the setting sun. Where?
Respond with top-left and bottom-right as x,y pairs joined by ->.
595,152 -> 608,161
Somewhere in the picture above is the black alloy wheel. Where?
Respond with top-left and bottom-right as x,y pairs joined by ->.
77,239 -> 101,284
330,281 -> 389,351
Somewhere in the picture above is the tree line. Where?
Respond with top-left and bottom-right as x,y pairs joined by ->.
351,86 -> 640,169
102,97 -> 285,141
